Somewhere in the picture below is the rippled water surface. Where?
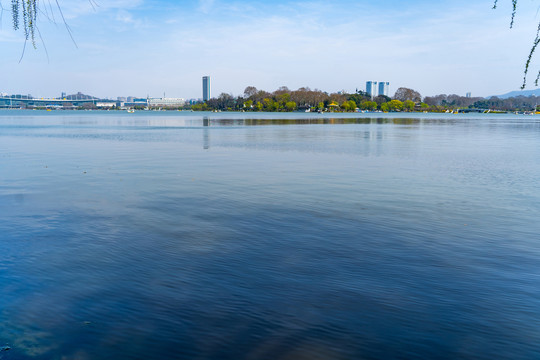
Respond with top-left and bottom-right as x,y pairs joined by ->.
1,111 -> 539,359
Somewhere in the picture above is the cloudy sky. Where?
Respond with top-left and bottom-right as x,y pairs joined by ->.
0,0 -> 539,99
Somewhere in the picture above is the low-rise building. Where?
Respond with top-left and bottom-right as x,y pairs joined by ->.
148,98 -> 185,107
96,102 -> 116,108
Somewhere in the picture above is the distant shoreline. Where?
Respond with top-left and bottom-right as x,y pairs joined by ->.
0,108 -> 531,115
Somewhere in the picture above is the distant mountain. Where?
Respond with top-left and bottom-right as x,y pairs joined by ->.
492,89 -> 540,99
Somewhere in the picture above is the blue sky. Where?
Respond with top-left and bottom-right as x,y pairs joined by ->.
1,0 -> 539,99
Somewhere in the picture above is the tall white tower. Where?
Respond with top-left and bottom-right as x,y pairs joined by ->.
366,81 -> 378,99
378,82 -> 390,97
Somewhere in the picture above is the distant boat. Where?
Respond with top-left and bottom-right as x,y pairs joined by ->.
127,109 -> 135,113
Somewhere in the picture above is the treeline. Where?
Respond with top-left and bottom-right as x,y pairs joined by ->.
191,86 -> 540,112
420,93 -> 539,111
470,95 -> 540,111
191,86 -> 432,112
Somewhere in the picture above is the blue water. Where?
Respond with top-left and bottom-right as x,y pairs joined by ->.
1,110 -> 539,359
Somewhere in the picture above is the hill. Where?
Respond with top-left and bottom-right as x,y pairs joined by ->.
492,89 -> 540,99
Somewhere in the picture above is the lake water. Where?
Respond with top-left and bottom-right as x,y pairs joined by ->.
1,110 -> 539,359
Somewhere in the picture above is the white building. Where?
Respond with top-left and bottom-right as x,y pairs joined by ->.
96,102 -> 116,108
366,81 -> 378,99
148,98 -> 186,107
378,82 -> 390,97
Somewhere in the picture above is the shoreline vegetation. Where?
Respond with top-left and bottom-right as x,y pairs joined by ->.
192,86 -> 425,113
2,86 -> 540,113
190,86 -> 540,113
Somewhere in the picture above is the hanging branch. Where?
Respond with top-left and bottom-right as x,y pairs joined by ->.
55,0 -> 77,48
6,0 -> 84,52
510,0 -> 517,28
525,22 -> 540,87
494,0 -> 540,88
9,0 -> 37,47
492,0 -> 517,28
12,0 -> 19,30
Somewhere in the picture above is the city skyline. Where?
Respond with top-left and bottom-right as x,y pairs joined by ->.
0,0 -> 539,99
0,81 -> 531,102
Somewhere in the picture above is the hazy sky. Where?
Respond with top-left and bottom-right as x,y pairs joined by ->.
1,0 -> 539,99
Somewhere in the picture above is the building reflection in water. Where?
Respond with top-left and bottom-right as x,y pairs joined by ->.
203,116 -> 209,149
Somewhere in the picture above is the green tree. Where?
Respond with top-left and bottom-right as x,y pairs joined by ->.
277,93 -> 291,105
341,100 -> 357,112
262,98 -> 278,111
387,100 -> 404,111
380,103 -> 389,112
403,100 -> 415,111
347,93 -> 370,107
191,102 -> 209,111
285,101 -> 297,111
360,100 -> 377,111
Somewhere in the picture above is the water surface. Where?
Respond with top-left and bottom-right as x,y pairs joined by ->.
1,111 -> 539,359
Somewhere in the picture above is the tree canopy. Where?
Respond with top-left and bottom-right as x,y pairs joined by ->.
394,87 -> 422,102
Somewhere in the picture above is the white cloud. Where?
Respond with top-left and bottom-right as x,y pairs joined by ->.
113,9 -> 148,29
57,0 -> 144,19
153,0 -> 538,97
3,0 -> 540,98
198,0 -> 215,14
0,30 -> 19,43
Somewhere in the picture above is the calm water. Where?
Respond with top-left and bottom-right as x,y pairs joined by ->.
1,110 -> 539,359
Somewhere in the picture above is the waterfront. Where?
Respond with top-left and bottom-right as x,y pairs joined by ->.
1,111 -> 539,359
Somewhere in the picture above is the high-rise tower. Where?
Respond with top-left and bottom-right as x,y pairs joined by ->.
378,82 -> 390,97
202,76 -> 211,101
366,81 -> 378,99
